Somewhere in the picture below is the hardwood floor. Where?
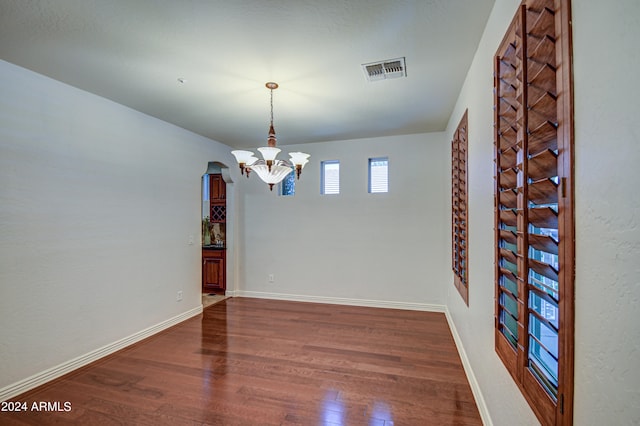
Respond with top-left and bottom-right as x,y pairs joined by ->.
2,298 -> 482,425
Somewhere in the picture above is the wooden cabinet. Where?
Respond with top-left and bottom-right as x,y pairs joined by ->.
203,174 -> 226,292
209,174 -> 226,223
210,174 -> 226,201
202,249 -> 225,293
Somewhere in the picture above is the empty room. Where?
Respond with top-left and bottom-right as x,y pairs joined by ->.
0,0 -> 638,425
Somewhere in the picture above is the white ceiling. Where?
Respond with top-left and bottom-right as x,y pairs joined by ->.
0,0 -> 495,148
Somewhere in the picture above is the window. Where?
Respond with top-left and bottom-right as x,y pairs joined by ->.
368,157 -> 388,193
493,1 -> 574,424
280,168 -> 295,196
202,174 -> 210,218
451,110 -> 468,304
321,160 -> 340,195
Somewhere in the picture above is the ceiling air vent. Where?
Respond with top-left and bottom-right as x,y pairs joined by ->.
362,57 -> 407,82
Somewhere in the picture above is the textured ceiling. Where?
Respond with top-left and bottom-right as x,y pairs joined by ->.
0,0 -> 495,148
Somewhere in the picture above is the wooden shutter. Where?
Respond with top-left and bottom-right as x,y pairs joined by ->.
452,110 -> 469,304
494,0 -> 574,424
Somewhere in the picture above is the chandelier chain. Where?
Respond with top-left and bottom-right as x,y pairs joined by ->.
270,87 -> 274,126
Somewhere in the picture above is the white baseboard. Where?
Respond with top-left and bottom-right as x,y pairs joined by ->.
234,290 -> 447,312
444,307 -> 492,426
0,305 -> 203,402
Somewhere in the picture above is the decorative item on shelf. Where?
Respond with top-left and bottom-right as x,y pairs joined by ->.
202,218 -> 212,246
231,82 -> 310,191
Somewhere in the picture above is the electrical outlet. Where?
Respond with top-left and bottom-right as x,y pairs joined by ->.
268,274 -> 275,283
176,291 -> 183,301
188,235 -> 194,245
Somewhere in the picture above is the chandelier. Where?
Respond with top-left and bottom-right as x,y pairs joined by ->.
231,82 -> 310,191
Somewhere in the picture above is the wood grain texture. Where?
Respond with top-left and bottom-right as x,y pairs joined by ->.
2,298 -> 481,425
493,1 -> 574,423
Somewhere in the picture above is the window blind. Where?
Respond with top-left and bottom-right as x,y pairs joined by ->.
321,160 -> 340,195
369,157 -> 388,193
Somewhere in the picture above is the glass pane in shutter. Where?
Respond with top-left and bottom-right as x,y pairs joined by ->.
501,309 -> 518,347
528,314 -> 559,398
529,291 -> 559,329
501,275 -> 518,296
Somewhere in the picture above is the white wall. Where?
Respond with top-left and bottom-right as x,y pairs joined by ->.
0,60 -> 237,391
238,133 -> 450,307
571,0 -> 640,422
445,0 -> 640,424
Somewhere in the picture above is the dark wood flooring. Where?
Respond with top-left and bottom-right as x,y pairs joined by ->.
1,298 -> 481,425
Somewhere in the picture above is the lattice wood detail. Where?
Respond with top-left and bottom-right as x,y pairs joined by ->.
210,204 -> 226,223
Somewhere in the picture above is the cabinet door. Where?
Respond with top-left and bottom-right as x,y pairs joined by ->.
210,174 -> 226,201
203,255 -> 225,292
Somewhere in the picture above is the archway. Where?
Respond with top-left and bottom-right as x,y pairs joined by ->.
201,161 -> 235,305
